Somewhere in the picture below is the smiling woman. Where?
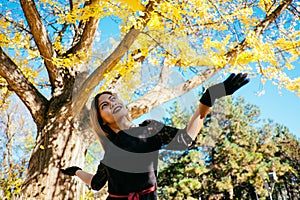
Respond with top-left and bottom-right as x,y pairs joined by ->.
60,73 -> 249,200
95,92 -> 134,134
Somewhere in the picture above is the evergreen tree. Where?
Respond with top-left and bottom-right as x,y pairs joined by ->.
158,96 -> 299,200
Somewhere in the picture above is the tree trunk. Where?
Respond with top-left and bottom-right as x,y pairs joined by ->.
20,103 -> 90,199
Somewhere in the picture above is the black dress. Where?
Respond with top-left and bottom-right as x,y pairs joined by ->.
91,120 -> 193,200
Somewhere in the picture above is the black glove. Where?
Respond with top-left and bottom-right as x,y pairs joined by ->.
60,166 -> 82,176
200,73 -> 249,107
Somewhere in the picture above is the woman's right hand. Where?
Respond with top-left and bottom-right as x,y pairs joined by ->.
200,73 -> 249,107
60,166 -> 82,176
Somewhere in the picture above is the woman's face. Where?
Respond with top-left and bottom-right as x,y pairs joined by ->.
97,93 -> 128,126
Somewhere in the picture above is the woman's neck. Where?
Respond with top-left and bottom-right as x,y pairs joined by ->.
109,117 -> 135,133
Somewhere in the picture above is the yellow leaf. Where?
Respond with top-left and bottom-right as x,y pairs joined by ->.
115,0 -> 145,11
40,145 -> 45,150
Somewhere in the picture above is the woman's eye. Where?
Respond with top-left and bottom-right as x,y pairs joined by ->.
111,96 -> 116,101
101,103 -> 108,109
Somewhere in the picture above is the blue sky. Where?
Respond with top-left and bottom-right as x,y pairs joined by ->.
235,75 -> 300,139
207,70 -> 300,139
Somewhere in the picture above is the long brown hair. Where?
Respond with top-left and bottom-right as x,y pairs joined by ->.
90,91 -> 116,150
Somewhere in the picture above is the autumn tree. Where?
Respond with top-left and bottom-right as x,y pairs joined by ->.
158,96 -> 299,199
0,93 -> 35,199
0,0 -> 299,199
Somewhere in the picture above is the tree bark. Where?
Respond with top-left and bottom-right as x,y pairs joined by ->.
20,0 -> 58,90
0,47 -> 48,128
20,102 -> 90,199
127,67 -> 218,119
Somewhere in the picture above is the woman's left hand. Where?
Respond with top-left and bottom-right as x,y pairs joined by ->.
60,166 -> 82,176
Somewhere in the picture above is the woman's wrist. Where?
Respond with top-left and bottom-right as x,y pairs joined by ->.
199,103 -> 211,119
75,169 -> 82,176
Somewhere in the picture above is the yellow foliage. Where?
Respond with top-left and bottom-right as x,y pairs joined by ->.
244,31 -> 278,65
58,0 -> 109,24
204,52 -> 227,68
235,51 -> 257,64
203,37 -> 212,51
192,55 -> 215,67
13,32 -> 22,44
100,53 -> 141,101
0,20 -> 11,45
0,33 -> 10,45
115,0 -> 146,11
53,36 -> 63,54
28,48 -> 40,59
21,67 -> 39,84
52,51 -> 88,68
285,77 -> 300,95
147,14 -> 161,29
0,0 -> 299,101
0,19 -> 10,29
39,0 -> 57,6
258,0 -> 275,13
274,36 -> 300,62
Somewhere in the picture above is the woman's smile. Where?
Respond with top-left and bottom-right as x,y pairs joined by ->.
113,105 -> 122,114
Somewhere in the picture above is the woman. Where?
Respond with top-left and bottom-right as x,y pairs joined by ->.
61,73 -> 249,199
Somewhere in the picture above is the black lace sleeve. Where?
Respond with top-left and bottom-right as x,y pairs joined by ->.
137,120 -> 193,151
155,122 -> 193,150
113,120 -> 193,153
91,162 -> 108,191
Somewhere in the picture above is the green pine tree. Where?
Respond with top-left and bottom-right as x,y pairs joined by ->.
158,96 -> 299,200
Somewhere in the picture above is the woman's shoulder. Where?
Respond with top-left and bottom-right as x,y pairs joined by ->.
139,119 -> 164,127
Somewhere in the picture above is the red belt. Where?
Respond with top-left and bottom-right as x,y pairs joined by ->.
108,185 -> 156,200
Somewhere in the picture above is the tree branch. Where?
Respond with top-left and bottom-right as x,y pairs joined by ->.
225,0 -> 293,62
67,0 -> 101,56
0,13 -> 31,34
127,67 -> 218,119
63,0 -> 102,97
0,47 -> 48,128
254,0 -> 292,35
157,57 -> 173,85
20,0 -> 58,90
